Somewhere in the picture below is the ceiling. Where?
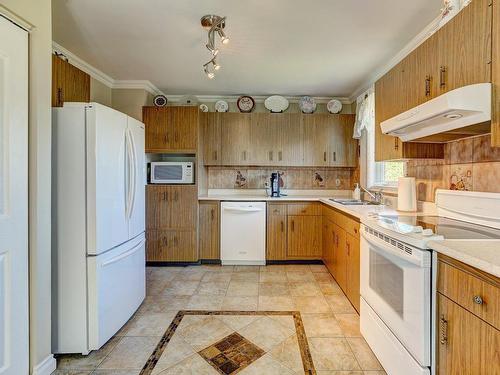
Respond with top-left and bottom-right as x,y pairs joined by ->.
52,0 -> 442,98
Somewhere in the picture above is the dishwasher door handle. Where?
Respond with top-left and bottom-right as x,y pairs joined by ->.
223,207 -> 264,213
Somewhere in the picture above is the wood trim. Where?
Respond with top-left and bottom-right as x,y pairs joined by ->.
492,0 -> 500,147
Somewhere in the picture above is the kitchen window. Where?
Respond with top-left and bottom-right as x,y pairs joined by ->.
356,87 -> 404,190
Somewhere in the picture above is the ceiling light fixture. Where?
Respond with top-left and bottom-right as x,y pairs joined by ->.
201,14 -> 229,79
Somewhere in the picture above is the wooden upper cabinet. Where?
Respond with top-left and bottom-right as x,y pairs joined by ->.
250,113 -> 277,165
279,113 -> 304,165
331,114 -> 357,167
143,106 -> 198,153
52,54 -> 90,107
437,293 -> 500,375
198,201 -> 220,260
303,114 -> 330,166
437,0 -> 492,96
220,113 -> 251,165
200,112 -> 221,165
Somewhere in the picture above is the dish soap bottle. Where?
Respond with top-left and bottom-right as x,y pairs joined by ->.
353,183 -> 361,200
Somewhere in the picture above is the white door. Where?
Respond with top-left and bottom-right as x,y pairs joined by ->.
0,16 -> 29,375
86,104 -> 128,255
126,117 -> 145,239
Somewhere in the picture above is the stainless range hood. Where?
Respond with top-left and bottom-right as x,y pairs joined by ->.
381,83 -> 491,142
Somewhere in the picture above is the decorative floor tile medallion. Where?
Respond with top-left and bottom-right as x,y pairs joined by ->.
140,310 -> 316,375
198,332 -> 265,374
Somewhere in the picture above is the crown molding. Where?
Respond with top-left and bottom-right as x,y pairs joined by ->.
0,5 -> 34,32
348,13 -> 442,103
166,94 -> 352,105
52,41 -> 165,96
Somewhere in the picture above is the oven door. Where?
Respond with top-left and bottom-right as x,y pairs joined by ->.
360,226 -> 431,366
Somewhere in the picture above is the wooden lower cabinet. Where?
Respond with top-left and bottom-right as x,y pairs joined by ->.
437,293 -> 500,375
198,201 -> 220,260
287,215 -> 322,259
146,230 -> 197,262
266,202 -> 322,260
322,205 -> 360,312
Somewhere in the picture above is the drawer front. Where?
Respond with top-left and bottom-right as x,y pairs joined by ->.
438,260 -> 499,329
268,203 -> 287,216
287,202 -> 321,216
344,215 -> 360,239
323,205 -> 336,224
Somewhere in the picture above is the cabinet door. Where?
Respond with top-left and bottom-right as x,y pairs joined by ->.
287,215 -> 322,258
329,114 -> 357,167
199,201 -> 220,260
52,54 -> 90,107
267,205 -> 287,260
200,112 -> 221,165
146,185 -> 171,229
171,230 -> 197,262
279,113 -> 303,166
437,0 -> 492,96
146,229 -> 197,262
323,218 -> 336,275
346,233 -> 360,312
250,113 -> 277,165
333,224 -> 348,292
415,33 -> 440,104
167,185 -> 197,230
169,107 -> 198,151
303,115 -> 330,166
437,293 -> 500,375
220,113 -> 251,165
143,107 -> 169,152
493,0 -> 500,147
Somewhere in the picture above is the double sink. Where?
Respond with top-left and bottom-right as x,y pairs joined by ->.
330,198 -> 380,206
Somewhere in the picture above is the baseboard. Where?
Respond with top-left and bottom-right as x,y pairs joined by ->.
266,259 -> 324,265
146,261 -> 201,267
32,354 -> 56,375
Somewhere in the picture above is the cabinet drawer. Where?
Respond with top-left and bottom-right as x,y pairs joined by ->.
287,202 -> 321,216
323,205 -> 336,224
268,204 -> 287,216
333,211 -> 359,239
438,258 -> 500,329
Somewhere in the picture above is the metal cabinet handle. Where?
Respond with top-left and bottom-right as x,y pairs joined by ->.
336,234 -> 339,247
425,75 -> 432,97
162,237 -> 168,247
440,66 -> 447,89
291,220 -> 295,232
394,138 -> 399,151
323,151 -> 327,162
281,221 -> 284,232
333,151 -> 336,162
173,236 -> 178,246
242,151 -> 247,161
269,151 -> 273,161
278,151 -> 282,161
440,315 -> 448,345
214,150 -> 218,161
347,242 -> 350,256
211,208 -> 214,221
473,295 -> 484,305
57,88 -> 63,105
162,191 -> 168,201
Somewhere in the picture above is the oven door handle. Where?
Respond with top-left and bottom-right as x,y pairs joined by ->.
361,231 -> 428,267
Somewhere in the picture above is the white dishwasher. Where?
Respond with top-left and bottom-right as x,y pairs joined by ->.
220,201 -> 266,265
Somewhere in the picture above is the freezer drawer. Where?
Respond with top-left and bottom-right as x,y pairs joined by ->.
87,234 -> 146,350
220,202 -> 266,265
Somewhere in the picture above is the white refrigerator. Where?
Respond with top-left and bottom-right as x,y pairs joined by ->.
52,103 -> 146,354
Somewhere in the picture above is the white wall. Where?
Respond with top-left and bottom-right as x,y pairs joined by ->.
0,0 -> 53,373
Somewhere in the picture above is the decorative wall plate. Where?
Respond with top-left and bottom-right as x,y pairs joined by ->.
215,100 -> 229,112
327,99 -> 343,114
264,95 -> 289,113
299,96 -> 316,114
199,104 -> 209,112
153,95 -> 168,107
237,95 -> 255,113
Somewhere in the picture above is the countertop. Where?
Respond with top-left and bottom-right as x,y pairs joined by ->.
428,240 -> 500,278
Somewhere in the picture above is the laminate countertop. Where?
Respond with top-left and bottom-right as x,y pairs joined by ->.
428,240 -> 500,278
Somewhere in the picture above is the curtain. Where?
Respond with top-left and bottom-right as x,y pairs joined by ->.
353,90 -> 374,139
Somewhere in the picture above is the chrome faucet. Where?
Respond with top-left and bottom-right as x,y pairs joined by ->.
361,186 -> 383,204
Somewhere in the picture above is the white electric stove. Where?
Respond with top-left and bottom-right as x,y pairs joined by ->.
359,189 -> 500,375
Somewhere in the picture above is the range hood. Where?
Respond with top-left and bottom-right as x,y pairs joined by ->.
381,83 -> 491,142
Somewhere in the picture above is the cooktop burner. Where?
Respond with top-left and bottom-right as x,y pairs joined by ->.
378,215 -> 500,240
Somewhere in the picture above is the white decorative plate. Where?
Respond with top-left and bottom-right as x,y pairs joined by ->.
199,104 -> 209,112
327,99 -> 343,114
264,95 -> 289,113
215,100 -> 229,112
299,96 -> 316,114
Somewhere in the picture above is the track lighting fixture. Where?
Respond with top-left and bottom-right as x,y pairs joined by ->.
201,15 -> 229,79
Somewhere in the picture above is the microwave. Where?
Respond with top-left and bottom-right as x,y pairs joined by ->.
150,162 -> 194,184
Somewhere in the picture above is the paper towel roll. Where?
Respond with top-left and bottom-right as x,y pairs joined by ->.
398,177 -> 417,212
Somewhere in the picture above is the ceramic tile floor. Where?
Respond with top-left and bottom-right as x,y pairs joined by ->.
53,264 -> 386,375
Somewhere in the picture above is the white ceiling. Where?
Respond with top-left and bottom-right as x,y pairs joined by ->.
52,0 -> 441,98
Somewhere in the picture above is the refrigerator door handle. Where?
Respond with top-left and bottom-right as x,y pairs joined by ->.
125,129 -> 134,219
101,238 -> 146,267
127,128 -> 137,219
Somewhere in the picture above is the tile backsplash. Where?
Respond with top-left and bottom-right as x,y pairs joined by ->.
406,134 -> 500,202
207,167 -> 356,190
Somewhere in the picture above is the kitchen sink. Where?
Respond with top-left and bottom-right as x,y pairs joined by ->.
330,198 -> 380,206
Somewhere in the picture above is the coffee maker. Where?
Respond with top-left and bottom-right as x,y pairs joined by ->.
270,172 -> 280,197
